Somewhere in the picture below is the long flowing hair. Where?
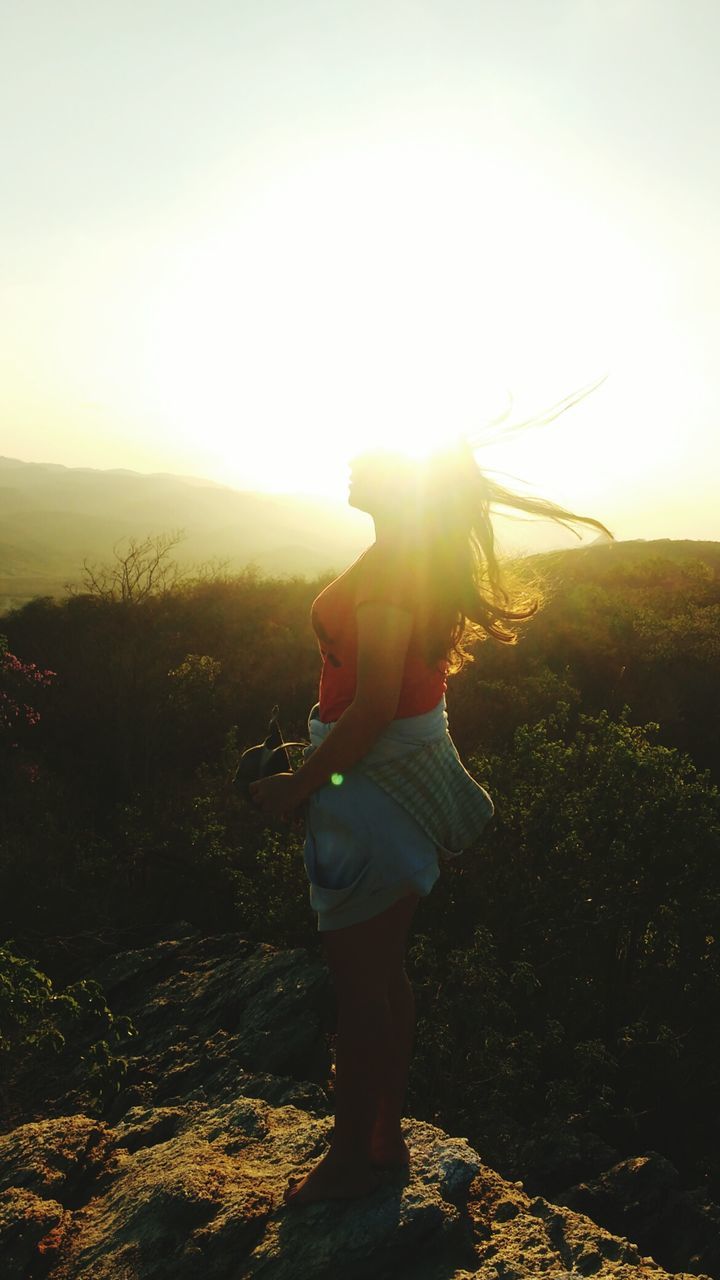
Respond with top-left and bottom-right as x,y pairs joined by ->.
406,384 -> 614,673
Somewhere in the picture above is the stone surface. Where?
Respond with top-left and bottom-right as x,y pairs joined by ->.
518,1124 -> 621,1192
86,932 -> 335,1090
0,931 -> 715,1279
2,1102 -> 711,1280
0,1185 -> 66,1276
558,1153 -> 720,1278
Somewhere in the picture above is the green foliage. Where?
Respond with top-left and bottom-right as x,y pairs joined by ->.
0,942 -> 137,1108
1,541 -> 720,1193
406,705 -> 720,1186
449,544 -> 720,776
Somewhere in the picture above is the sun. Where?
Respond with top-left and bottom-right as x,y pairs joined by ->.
93,132 -> 648,507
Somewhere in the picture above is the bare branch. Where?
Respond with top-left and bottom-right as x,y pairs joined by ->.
71,530 -> 191,603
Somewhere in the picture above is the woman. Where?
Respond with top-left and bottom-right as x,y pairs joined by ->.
249,432 -> 612,1207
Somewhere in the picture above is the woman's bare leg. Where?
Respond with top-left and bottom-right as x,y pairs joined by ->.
370,965 -> 415,1165
283,892 -> 421,1205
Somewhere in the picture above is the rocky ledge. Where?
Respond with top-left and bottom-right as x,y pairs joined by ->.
0,930 -> 714,1279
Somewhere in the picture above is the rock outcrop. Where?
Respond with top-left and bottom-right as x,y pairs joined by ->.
0,930 -> 713,1279
558,1153 -> 720,1278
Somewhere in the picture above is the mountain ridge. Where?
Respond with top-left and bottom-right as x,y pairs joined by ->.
0,456 -> 369,610
2,456 -> 717,616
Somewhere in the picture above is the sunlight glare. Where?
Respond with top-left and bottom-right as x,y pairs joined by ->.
85,133 -> 668,506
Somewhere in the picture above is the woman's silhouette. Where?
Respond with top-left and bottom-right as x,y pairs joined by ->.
249,425 -> 612,1207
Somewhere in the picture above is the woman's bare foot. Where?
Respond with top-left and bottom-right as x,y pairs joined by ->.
369,1130 -> 410,1169
282,1150 -> 386,1206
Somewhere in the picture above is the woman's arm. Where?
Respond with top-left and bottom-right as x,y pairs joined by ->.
290,600 -> 414,804
250,590 -> 415,818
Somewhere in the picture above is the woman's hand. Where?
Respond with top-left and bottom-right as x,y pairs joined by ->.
248,772 -> 305,824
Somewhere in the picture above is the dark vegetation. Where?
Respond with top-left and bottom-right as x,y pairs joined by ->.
2,536 -> 719,1221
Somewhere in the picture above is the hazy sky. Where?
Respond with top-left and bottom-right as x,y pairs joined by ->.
2,1 -> 718,542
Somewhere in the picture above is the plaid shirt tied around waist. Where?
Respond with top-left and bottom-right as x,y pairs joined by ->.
304,698 -> 494,860
354,734 -> 494,860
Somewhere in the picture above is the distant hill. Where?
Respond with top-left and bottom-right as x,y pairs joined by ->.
531,536 -> 720,582
0,457 -> 372,612
2,456 -> 713,616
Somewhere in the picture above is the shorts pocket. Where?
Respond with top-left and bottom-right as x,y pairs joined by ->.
308,862 -> 371,915
303,787 -> 372,893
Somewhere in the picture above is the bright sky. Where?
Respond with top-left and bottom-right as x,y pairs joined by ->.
2,0 -> 718,541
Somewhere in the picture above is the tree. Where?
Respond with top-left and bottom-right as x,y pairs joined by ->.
0,941 -> 137,1120
68,531 -> 190,603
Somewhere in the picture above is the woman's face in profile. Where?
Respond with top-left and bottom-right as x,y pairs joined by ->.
347,449 -> 420,518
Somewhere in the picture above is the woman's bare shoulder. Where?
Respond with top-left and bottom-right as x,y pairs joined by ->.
354,542 -> 422,609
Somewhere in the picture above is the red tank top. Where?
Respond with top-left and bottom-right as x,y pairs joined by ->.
310,543 -> 449,723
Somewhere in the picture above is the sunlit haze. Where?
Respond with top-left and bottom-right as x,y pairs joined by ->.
2,1 -> 718,543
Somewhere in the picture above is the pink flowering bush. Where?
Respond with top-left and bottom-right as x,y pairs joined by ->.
0,634 -> 55,756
